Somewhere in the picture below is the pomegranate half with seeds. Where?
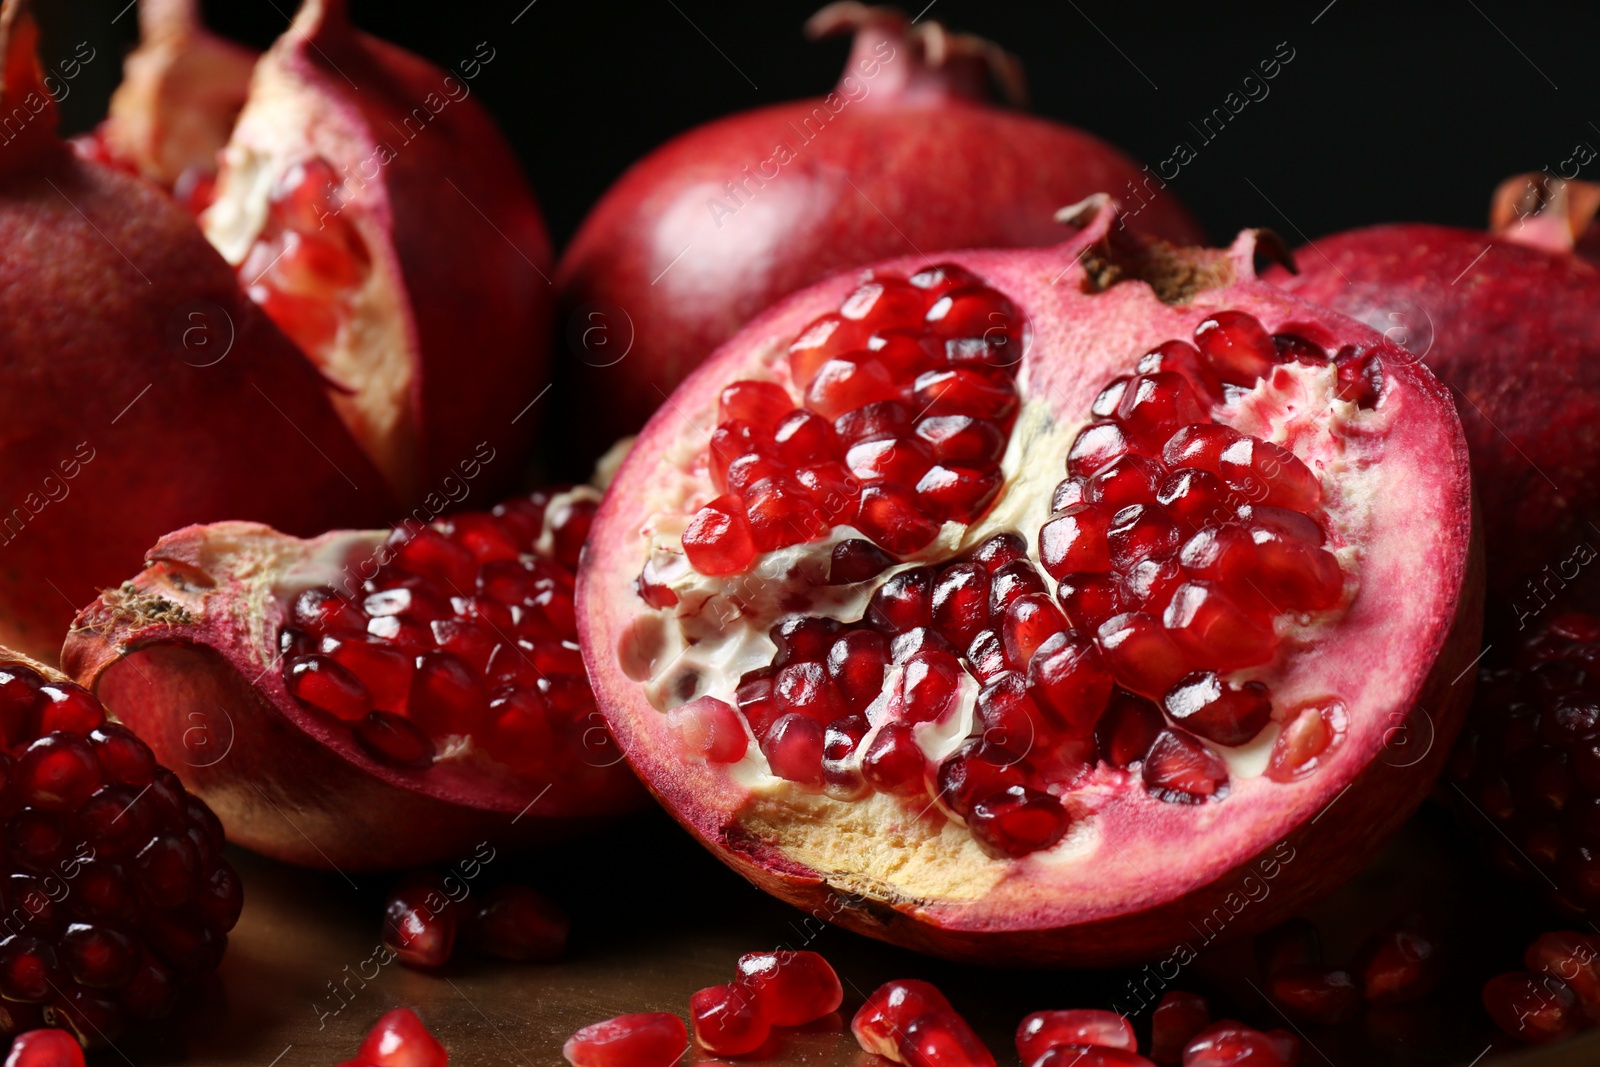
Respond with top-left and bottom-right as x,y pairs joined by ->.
63,489 -> 645,870
579,199 -> 1481,964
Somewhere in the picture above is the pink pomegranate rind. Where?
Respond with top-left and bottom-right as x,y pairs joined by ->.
578,200 -> 1481,965
63,492 -> 646,871
553,3 -> 1202,452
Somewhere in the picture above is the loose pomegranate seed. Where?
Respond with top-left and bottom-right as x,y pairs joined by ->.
1483,971 -> 1581,1044
1182,1022 -> 1298,1067
852,979 -> 953,1060
1267,966 -> 1359,1024
1029,1048 -> 1153,1067
383,874 -> 456,968
667,697 -> 748,763
462,885 -> 569,963
1525,931 -> 1600,1019
1358,925 -> 1440,1005
354,1007 -> 448,1067
1148,991 -> 1209,1064
5,1027 -> 85,1066
899,1010 -> 997,1067
735,950 -> 842,1027
691,982 -> 769,1055
564,1012 -> 687,1067
1016,1009 -> 1136,1060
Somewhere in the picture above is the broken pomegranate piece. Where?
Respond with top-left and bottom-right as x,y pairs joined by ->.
581,200 -> 1479,964
64,488 -> 645,871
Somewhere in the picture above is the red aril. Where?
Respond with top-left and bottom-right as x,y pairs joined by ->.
553,4 -> 1202,458
735,950 -> 843,1027
64,488 -> 645,870
690,983 -> 769,1056
1181,1022 -> 1298,1066
564,1013 -> 687,1067
1482,972 -> 1581,1044
461,885 -> 569,963
899,1010 -> 996,1067
1148,991 -> 1209,1065
381,874 -> 456,968
4,1029 -> 84,1067
352,1008 -> 448,1067
1031,1049 -> 1152,1067
579,199 -> 1480,964
1265,966 -> 1359,1025
1525,931 -> 1600,1021
1016,1010 -> 1136,1059
852,980 -> 953,1060
1357,925 -> 1439,1006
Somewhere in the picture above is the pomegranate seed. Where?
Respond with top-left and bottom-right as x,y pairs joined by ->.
1053,474 -> 1087,510
736,949 -> 843,1026
1087,455 -> 1164,510
762,714 -> 825,786
5,1028 -> 84,1067
34,688 -> 103,736
916,464 -> 1002,523
725,453 -> 786,498
1162,423 -> 1244,476
890,650 -> 962,725
355,712 -> 436,769
1247,530 -> 1343,612
1067,422 -> 1145,477
846,436 -> 933,487
1157,469 -> 1232,535
284,654 -> 371,721
1039,505 -> 1112,580
667,697 -> 748,763
936,746 -> 1025,819
1116,372 -> 1206,444
1333,346 -> 1383,407
1106,504 -> 1179,572
789,314 -> 870,387
1482,971 -> 1580,1044
862,723 -> 926,796
1002,594 -> 1070,668
1142,729 -> 1228,803
1027,632 -> 1114,736
931,564 -> 991,648
1360,926 -> 1440,1005
1016,1009 -> 1136,1060
855,482 -> 943,555
1182,1022 -> 1298,1067
899,1009 -> 997,1067
1029,1048 -> 1152,1067
914,367 -> 1017,421
1096,690 -> 1162,767
970,786 -> 1070,857
735,670 -> 780,739
323,636 -> 415,710
682,496 -> 756,575
1120,558 -> 1182,615
1193,311 -> 1279,385
691,982 -> 769,1055
868,568 -> 935,634
88,725 -> 156,787
829,539 -> 895,584
1256,919 -> 1321,978
1216,437 -> 1322,513
844,278 -> 926,326
1096,613 -> 1192,698
408,652 -> 489,739
909,263 -> 981,295
774,661 -> 848,724
356,1007 -> 448,1067
827,631 -> 890,712
1265,702 -> 1346,782
773,409 -> 839,464
967,630 -> 1008,682
852,980 -> 953,1059
837,399 -> 914,444
459,884 -> 569,962
292,588 -> 366,636
1136,340 -> 1223,401
383,874 -> 456,968
1163,582 -> 1278,671
17,736 -> 100,811
916,415 -> 1006,465
1163,672 -> 1271,747
806,353 -> 905,419
720,380 -> 793,431
989,560 -> 1050,616
975,673 -> 1045,760
1148,991 -> 1209,1064
823,716 -> 870,796
1267,966 -> 1359,1024
1058,573 -> 1122,631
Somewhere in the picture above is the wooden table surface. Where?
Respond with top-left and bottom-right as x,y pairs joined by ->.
99,804 -> 1600,1066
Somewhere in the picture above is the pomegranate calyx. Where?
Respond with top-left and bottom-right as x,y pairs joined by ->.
804,2 -> 1027,108
1061,199 -> 1238,304
1490,172 -> 1600,255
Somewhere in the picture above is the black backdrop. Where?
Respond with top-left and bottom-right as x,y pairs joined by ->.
32,0 -> 1600,250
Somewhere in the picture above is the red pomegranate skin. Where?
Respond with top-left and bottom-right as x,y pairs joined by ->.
578,200 -> 1482,965
554,6 -> 1204,454
0,5 -> 395,662
221,0 -> 555,502
1269,220 -> 1600,624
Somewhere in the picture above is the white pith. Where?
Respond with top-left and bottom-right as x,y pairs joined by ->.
624,321 -> 1388,853
199,62 -> 415,496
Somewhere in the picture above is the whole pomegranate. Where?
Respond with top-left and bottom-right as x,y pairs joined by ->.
63,487 -> 646,870
0,0 -> 393,661
577,198 -> 1481,964
1269,174 -> 1600,623
0,650 -> 240,1049
553,2 -> 1203,458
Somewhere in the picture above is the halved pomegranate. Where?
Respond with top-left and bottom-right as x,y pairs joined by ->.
1270,173 -> 1600,619
63,488 -> 645,870
579,199 -> 1481,964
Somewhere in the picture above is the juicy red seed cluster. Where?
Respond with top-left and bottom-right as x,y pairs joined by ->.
565,1012 -> 687,1067
279,490 -> 612,778
381,872 -> 569,969
1451,612 -> 1600,917
342,1008 -> 448,1067
678,264 -> 1025,576
689,950 -> 843,1055
0,665 -> 241,1049
1256,916 -> 1439,1027
1484,929 -> 1600,1045
852,979 -> 994,1067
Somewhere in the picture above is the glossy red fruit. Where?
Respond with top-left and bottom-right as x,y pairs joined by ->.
4,1029 -> 84,1067
1148,991 -> 1209,1065
1265,966 -> 1359,1025
0,1 -> 394,662
899,1010 -> 996,1067
581,199 -> 1480,965
1181,1022 -> 1298,1066
64,489 -> 645,871
382,874 -> 456,969
852,980 -> 953,1060
564,1012 -> 687,1067
1270,173 -> 1600,616
462,885 -> 569,963
1358,925 -> 1440,1006
1016,1009 -> 1136,1060
553,3 -> 1201,457
1525,930 -> 1600,1021
736,950 -> 843,1027
0,651 -> 238,1049
1482,971 -> 1580,1044
352,1008 -> 448,1067
1031,1048 -> 1152,1067
690,983 -> 769,1056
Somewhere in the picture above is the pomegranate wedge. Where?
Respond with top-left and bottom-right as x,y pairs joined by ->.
579,199 -> 1481,964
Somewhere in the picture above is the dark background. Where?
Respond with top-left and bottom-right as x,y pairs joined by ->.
31,0 -> 1600,250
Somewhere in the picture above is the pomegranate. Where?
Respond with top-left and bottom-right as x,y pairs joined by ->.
578,199 -> 1481,964
196,0 -> 555,503
0,0 -> 396,661
564,1013 -> 687,1067
71,0 -> 254,203
553,2 -> 1202,455
852,979 -> 952,1060
63,488 -> 645,870
1450,611 -> 1600,916
0,649 -> 239,1049
340,1008 -> 447,1067
4,1030 -> 82,1067
1269,173 -> 1600,618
